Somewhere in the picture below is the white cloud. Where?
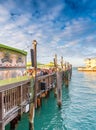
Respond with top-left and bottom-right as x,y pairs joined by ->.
85,35 -> 96,42
14,13 -> 31,26
41,4 -> 63,21
0,1 -> 96,67
0,5 -> 10,23
57,39 -> 80,49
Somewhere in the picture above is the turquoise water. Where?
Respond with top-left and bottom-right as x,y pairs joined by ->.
5,113 -> 29,130
5,68 -> 96,130
34,68 -> 96,130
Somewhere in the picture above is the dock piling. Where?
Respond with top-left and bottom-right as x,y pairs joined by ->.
0,123 -> 4,130
29,103 -> 35,130
57,70 -> 62,107
29,40 -> 37,130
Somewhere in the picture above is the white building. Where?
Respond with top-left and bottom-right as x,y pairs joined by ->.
85,58 -> 96,68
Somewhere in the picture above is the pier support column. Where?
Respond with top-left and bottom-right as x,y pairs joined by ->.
64,71 -> 69,87
57,71 -> 62,108
45,90 -> 49,98
0,92 -> 4,130
29,103 -> 35,130
29,122 -> 34,130
54,87 -> 57,97
37,97 -> 41,108
10,118 -> 18,130
0,123 -> 4,130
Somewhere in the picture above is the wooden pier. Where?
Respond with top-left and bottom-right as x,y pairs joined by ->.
0,41 -> 72,130
0,73 -> 56,130
0,77 -> 31,130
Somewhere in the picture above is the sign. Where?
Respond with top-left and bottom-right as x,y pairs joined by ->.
0,46 -> 27,80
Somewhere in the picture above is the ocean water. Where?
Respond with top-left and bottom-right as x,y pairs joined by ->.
5,68 -> 96,130
34,68 -> 96,130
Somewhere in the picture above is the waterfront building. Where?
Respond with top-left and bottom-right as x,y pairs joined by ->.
0,44 -> 27,80
78,58 -> 96,71
0,44 -> 32,130
85,58 -> 96,68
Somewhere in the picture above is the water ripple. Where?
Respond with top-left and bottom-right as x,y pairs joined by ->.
35,69 -> 96,130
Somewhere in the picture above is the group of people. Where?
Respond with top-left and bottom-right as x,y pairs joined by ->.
26,67 -> 55,77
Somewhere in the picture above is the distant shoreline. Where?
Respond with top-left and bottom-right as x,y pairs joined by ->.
78,67 -> 96,72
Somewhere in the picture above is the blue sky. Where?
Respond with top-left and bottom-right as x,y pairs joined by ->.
0,0 -> 96,66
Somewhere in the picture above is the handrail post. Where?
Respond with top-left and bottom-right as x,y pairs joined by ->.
0,92 -> 4,130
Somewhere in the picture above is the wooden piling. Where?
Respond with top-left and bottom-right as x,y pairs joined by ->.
37,98 -> 41,108
29,103 -> 35,130
57,70 -> 62,108
54,86 -> 57,97
53,54 -> 58,97
10,118 -> 18,130
0,123 -> 4,130
29,40 -> 37,130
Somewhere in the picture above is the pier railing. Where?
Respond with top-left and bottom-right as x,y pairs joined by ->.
0,78 -> 31,128
0,73 -> 56,129
36,73 -> 56,97
0,70 -> 72,130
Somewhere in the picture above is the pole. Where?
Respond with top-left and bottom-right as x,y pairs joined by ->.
54,54 -> 57,97
55,54 -> 57,69
29,40 -> 37,130
33,40 -> 37,108
61,56 -> 63,69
